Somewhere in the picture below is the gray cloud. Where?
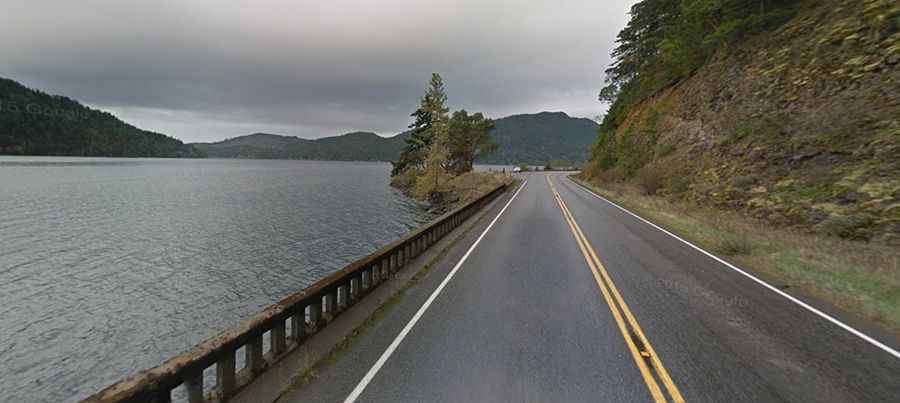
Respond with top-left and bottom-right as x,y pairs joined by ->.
1,0 -> 635,142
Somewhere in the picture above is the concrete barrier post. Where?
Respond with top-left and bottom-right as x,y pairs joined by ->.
380,259 -> 389,280
360,270 -> 368,290
337,285 -> 348,311
184,373 -> 204,403
290,312 -> 304,342
308,302 -> 322,332
323,293 -> 336,321
217,349 -> 237,398
247,334 -> 264,374
272,321 -> 286,355
350,277 -> 360,301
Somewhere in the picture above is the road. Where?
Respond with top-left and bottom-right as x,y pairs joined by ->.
281,172 -> 900,403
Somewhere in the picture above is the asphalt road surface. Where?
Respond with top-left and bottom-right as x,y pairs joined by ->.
281,172 -> 900,403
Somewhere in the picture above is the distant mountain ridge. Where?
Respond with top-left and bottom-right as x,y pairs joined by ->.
0,77 -> 202,157
0,75 -> 598,163
193,131 -> 407,161
194,112 -> 598,164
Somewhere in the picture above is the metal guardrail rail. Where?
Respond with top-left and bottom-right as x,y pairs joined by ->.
83,183 -> 509,403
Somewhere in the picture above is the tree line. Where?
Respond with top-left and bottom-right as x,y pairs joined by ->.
595,0 -> 799,170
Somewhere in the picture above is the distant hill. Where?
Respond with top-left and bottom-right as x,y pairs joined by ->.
193,131 -> 407,161
0,77 -> 202,157
194,112 -> 598,164
481,112 -> 598,164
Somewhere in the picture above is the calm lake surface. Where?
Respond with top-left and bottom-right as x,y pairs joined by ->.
0,157 -> 432,402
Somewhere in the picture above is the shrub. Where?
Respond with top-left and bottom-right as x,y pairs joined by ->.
635,165 -> 665,195
656,142 -> 677,157
597,167 -> 627,183
818,215 -> 874,241
716,235 -> 755,256
668,175 -> 691,194
580,161 -> 604,180
389,169 -> 420,190
731,175 -> 757,189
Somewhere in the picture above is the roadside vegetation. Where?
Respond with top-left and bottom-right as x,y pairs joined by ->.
579,0 -> 899,331
391,73 -> 510,208
571,176 -> 900,335
585,0 -> 900,242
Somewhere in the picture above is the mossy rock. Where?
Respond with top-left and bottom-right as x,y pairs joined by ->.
885,203 -> 900,219
813,202 -> 848,215
844,56 -> 868,66
747,197 -> 775,209
859,181 -> 900,198
775,178 -> 798,189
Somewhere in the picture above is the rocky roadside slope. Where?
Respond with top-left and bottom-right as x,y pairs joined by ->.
589,0 -> 899,244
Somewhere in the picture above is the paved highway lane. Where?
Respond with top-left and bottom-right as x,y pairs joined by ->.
284,172 -> 900,402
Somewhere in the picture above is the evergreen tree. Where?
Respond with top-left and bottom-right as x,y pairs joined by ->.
412,74 -> 452,198
391,73 -> 450,176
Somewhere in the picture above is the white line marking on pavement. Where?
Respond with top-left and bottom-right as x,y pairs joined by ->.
343,180 -> 528,403
565,176 -> 900,360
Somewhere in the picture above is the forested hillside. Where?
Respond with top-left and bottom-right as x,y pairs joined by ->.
195,112 -> 598,164
193,132 -> 406,161
479,112 -> 598,164
0,78 -> 202,157
585,0 -> 899,242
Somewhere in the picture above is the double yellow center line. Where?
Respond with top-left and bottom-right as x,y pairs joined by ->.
547,176 -> 684,403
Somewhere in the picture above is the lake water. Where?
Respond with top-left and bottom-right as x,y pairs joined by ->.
0,157 -> 432,402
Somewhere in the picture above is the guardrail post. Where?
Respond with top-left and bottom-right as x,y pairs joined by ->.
272,321 -> 286,355
184,373 -> 204,403
361,267 -> 375,292
337,284 -> 348,311
247,334 -> 264,374
217,349 -> 236,398
324,290 -> 337,322
369,265 -> 378,286
350,277 -> 360,301
291,312 -> 305,343
308,302 -> 322,332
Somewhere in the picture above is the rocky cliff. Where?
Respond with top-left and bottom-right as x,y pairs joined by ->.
586,0 -> 899,243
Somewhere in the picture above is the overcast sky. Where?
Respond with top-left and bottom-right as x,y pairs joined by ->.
1,0 -> 635,143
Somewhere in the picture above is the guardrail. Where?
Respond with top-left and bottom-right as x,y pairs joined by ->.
84,182 -> 509,403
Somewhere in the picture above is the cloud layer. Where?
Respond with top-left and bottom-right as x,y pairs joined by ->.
1,0 -> 635,142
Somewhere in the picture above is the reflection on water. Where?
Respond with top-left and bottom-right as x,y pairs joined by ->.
0,156 -> 430,402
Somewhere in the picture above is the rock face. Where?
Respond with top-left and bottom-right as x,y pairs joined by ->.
595,0 -> 900,243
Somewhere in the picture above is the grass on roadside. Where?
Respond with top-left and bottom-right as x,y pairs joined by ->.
571,176 -> 900,336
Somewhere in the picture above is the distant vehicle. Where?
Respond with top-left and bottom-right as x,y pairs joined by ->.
513,166 -> 522,172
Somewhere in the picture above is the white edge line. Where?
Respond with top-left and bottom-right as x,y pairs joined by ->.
565,176 -> 900,360
343,180 -> 529,403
